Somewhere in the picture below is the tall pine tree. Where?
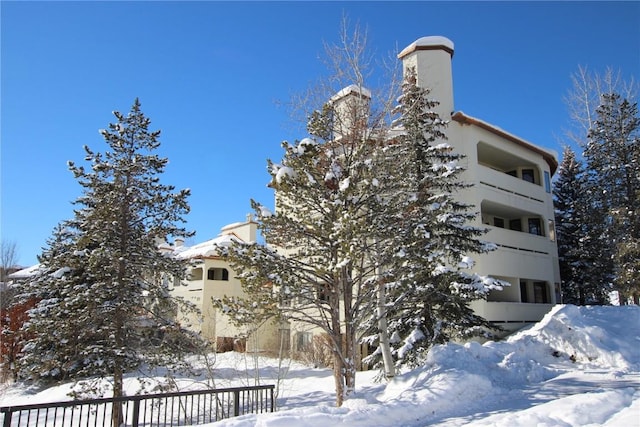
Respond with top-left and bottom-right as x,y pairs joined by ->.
18,100 -> 203,412
553,147 -> 610,304
585,93 -> 640,303
361,68 -> 503,370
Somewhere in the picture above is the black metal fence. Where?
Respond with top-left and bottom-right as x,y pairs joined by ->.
0,385 -> 275,427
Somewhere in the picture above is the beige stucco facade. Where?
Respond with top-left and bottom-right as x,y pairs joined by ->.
168,219 -> 282,353
172,36 -> 561,355
399,36 -> 560,333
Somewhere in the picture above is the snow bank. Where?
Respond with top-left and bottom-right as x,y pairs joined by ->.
216,305 -> 639,426
1,305 -> 638,427
506,304 -> 640,371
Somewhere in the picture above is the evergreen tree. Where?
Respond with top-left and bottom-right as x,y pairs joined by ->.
18,100 -> 203,413
213,21 -> 402,406
216,88 -> 390,406
553,147 -> 610,304
361,68 -> 503,369
585,93 -> 640,303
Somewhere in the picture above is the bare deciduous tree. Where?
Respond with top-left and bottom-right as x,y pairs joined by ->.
563,65 -> 637,147
0,240 -> 19,285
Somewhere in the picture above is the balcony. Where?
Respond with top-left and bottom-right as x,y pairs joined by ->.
470,300 -> 554,324
484,226 -> 551,254
476,165 -> 548,207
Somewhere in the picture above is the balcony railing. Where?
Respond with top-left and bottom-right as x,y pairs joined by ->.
477,165 -> 548,205
483,226 -> 552,255
470,300 -> 554,324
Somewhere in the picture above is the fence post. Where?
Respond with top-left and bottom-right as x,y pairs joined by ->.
233,390 -> 240,417
2,409 -> 12,427
270,386 -> 275,412
131,398 -> 140,427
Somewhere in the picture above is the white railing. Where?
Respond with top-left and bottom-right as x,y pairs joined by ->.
470,300 -> 554,323
476,165 -> 548,205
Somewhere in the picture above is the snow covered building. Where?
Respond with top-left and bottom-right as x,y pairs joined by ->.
398,36 -> 560,332
168,217 -> 282,352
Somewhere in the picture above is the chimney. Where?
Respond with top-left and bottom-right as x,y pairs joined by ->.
398,36 -> 455,119
174,237 -> 184,248
220,215 -> 257,243
329,85 -> 371,139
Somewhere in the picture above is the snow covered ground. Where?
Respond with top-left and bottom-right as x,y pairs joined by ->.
1,304 -> 639,426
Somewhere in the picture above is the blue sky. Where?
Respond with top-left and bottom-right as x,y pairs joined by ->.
2,1 -> 638,267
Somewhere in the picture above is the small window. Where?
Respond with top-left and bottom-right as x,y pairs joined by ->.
493,217 -> 505,228
296,332 -> 313,351
528,218 -> 543,236
520,281 -> 529,303
506,170 -> 517,177
548,220 -> 556,241
522,169 -> 535,183
533,282 -> 549,303
188,268 -> 203,281
509,219 -> 522,232
207,268 -> 229,281
544,171 -> 551,193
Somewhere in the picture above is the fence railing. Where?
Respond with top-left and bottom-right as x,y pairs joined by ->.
1,384 -> 275,427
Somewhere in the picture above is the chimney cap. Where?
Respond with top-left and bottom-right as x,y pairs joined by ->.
398,36 -> 454,59
330,84 -> 372,104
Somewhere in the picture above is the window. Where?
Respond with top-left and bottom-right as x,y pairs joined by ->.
188,268 -> 203,281
555,282 -> 562,304
207,268 -> 229,281
520,281 -> 529,303
522,169 -> 535,183
296,332 -> 313,351
506,170 -> 518,177
509,219 -> 522,232
544,171 -> 551,193
528,218 -> 543,236
533,282 -> 549,303
493,217 -> 505,228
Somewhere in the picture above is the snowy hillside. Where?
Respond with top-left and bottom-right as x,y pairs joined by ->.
1,305 -> 639,426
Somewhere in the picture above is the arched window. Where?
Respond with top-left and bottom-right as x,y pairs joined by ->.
207,268 -> 229,281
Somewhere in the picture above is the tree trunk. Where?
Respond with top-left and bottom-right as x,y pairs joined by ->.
112,364 -> 124,427
341,267 -> 356,398
343,327 -> 357,397
113,260 -> 126,427
332,335 -> 345,407
377,279 -> 395,379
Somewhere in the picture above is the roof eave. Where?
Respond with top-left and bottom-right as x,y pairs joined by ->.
452,112 -> 558,175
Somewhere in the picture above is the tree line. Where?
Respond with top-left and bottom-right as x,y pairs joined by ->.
554,68 -> 639,306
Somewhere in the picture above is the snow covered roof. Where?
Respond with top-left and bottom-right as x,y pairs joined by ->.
7,264 -> 43,280
452,111 -> 559,174
174,233 -> 240,260
398,36 -> 455,59
330,85 -> 372,103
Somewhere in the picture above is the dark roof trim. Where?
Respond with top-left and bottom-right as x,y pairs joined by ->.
398,43 -> 454,59
452,112 -> 558,175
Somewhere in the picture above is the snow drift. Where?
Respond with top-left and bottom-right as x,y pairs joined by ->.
1,305 -> 639,427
